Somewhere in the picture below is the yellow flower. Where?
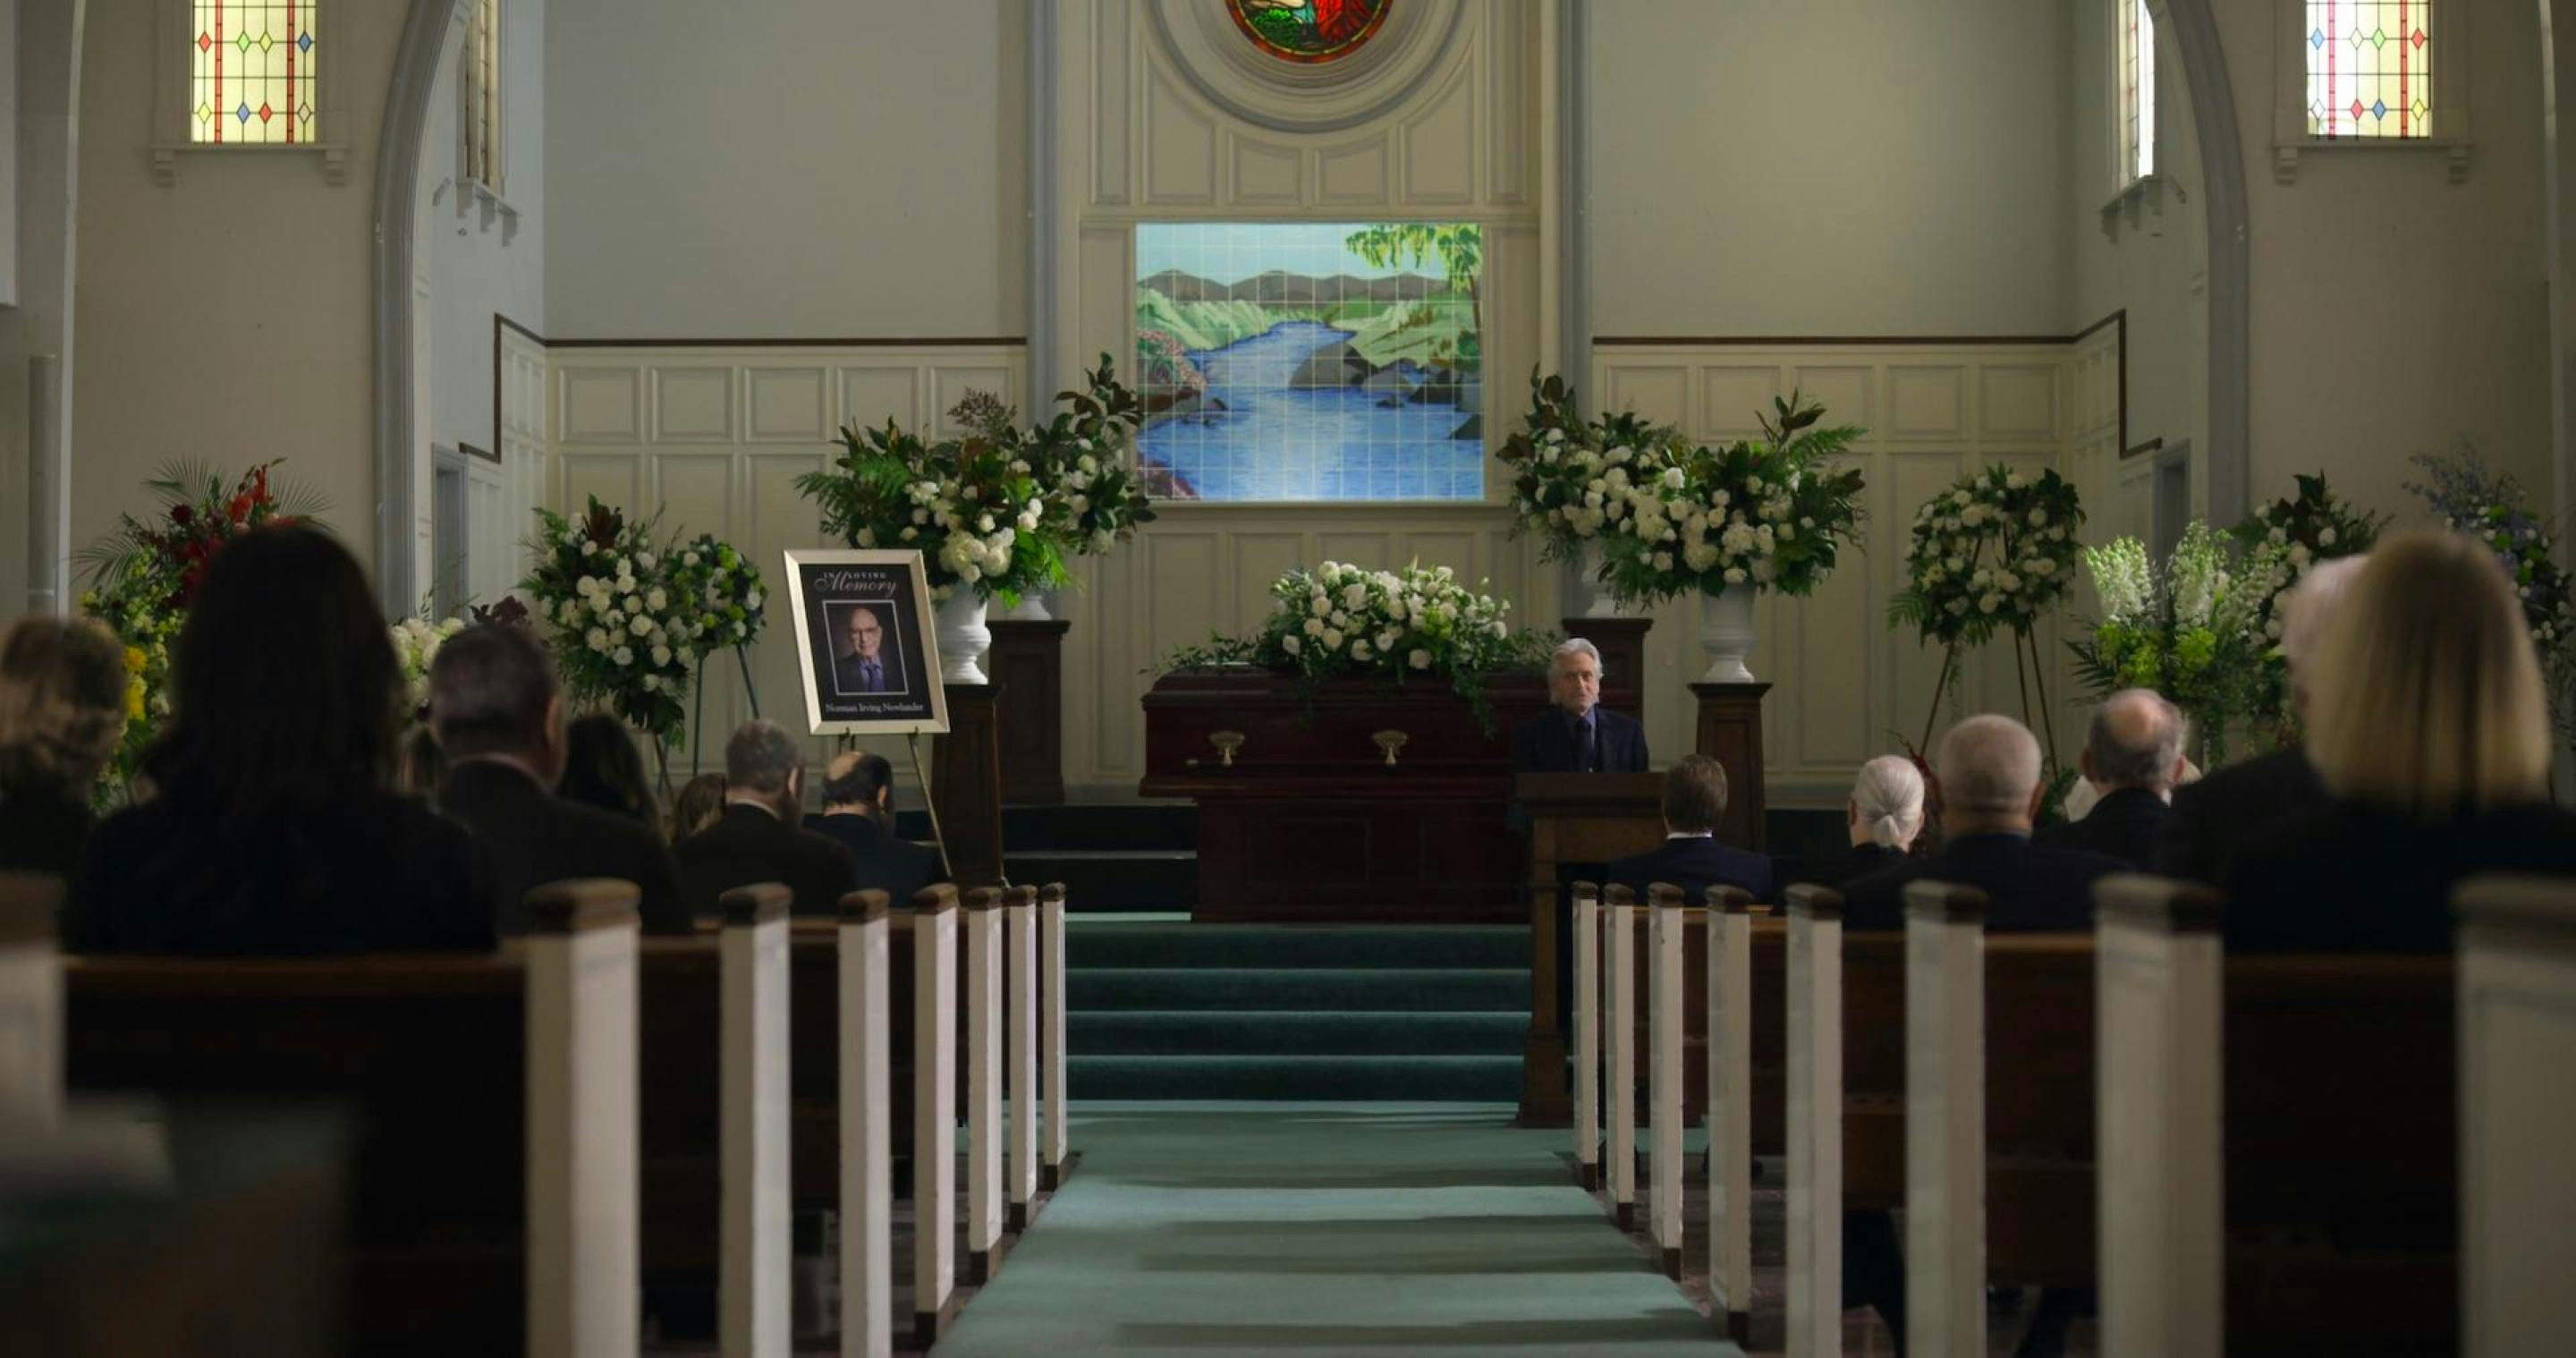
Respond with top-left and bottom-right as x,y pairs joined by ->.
124,675 -> 147,721
123,646 -> 148,677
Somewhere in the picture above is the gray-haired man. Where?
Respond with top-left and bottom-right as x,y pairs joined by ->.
674,719 -> 860,919
1507,637 -> 1648,776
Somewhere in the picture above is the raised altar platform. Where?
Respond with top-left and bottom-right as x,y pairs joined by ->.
1140,666 -> 1554,923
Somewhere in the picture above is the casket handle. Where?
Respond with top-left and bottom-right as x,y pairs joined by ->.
1209,730 -> 1246,768
1372,729 -> 1410,767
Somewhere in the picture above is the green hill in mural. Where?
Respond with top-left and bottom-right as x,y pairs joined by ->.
1137,272 -> 1479,374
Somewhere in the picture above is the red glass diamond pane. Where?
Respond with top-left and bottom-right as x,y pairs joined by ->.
198,31 -> 213,52
2412,29 -> 2428,49
258,103 -> 274,123
2351,100 -> 2368,123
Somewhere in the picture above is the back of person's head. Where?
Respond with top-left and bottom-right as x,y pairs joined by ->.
428,624 -> 558,762
2086,688 -> 2187,794
670,773 -> 726,841
394,724 -> 445,799
1935,715 -> 2044,825
1659,754 -> 1729,835
1849,754 -> 1925,848
558,715 -> 657,829
147,523 -> 400,815
0,615 -> 129,802
726,719 -> 803,811
2279,554 -> 2368,706
821,750 -> 895,815
2307,530 -> 2552,819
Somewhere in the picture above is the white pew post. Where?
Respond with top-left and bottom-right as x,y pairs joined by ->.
1705,886 -> 1757,1346
2094,874 -> 2223,1358
2456,875 -> 2576,1357
1904,881 -> 1988,1358
1006,885 -> 1039,1233
1039,883 -> 1072,1190
524,880 -> 641,1358
0,873 -> 64,1138
1572,880 -> 1603,1192
838,890 -> 895,1358
1784,884 -> 1844,1358
1605,884 -> 1640,1231
720,885 -> 793,1358
964,887 -> 1005,1284
911,886 -> 961,1351
1648,883 -> 1688,1278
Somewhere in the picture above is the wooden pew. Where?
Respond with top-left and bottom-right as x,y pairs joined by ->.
2457,874 -> 2576,1356
964,886 -> 1006,1284
1704,886 -> 1763,1346
2095,875 -> 2455,1357
718,885 -> 794,1358
1604,884 -> 1641,1228
1640,882 -> 1750,1283
1780,885 -> 1911,1358
1572,880 -> 1603,1190
1040,881 -> 1072,1192
1902,882 -> 2097,1358
64,880 -> 643,1357
911,885 -> 963,1348
0,871 -> 63,1135
837,888 -> 897,1358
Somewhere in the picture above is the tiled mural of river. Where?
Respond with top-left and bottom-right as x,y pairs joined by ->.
1136,222 -> 1485,502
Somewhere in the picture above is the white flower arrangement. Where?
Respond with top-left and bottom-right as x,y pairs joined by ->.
390,614 -> 466,720
1498,376 -> 1868,607
1888,464 -> 2088,759
525,497 -> 699,744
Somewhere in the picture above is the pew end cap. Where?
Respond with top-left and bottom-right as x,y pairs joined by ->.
717,882 -> 791,927
2092,873 -> 2223,934
2454,873 -> 2576,937
838,887 -> 893,924
0,871 -> 64,945
525,878 -> 641,934
1902,879 -> 1988,926
1784,883 -> 1843,922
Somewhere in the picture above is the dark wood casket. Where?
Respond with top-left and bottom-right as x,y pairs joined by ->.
1140,665 -> 1555,923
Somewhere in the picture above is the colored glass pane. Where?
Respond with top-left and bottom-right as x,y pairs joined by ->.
1134,222 -> 1486,503
1230,0 -> 1394,64
190,2 -> 318,145
2305,0 -> 2432,138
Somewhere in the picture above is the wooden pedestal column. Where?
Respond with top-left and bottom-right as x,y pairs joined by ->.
1689,682 -> 1771,852
1562,616 -> 1651,724
935,683 -> 1007,889
986,620 -> 1070,805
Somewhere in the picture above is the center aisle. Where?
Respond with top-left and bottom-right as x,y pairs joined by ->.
935,1102 -> 1737,1357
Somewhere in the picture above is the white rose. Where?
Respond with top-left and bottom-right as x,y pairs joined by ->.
1979,594 -> 2001,614
1662,467 -> 1685,490
581,540 -> 598,556
2318,526 -> 2338,547
1408,649 -> 1431,671
1352,641 -> 1372,661
912,509 -> 930,525
901,526 -> 919,541
856,528 -> 877,547
645,588 -> 667,612
1653,552 -> 1674,572
1376,631 -> 1399,652
613,645 -> 634,666
1303,617 -> 1326,638
2288,542 -> 2313,566
637,552 -> 657,571
617,574 -> 637,595
650,645 -> 672,667
1284,635 -> 1302,656
2005,472 -> 2027,489
1322,627 -> 1345,650
746,589 -> 762,610
2029,509 -> 2048,528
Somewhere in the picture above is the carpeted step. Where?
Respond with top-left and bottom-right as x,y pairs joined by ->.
1067,922 -> 1529,970
1066,1055 -> 1523,1101
1068,966 -> 1525,1013
1007,851 -> 1195,912
1070,1009 -> 1527,1056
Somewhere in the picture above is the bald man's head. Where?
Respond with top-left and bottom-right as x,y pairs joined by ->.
2084,688 -> 2187,795
821,748 -> 894,816
1935,714 -> 2045,832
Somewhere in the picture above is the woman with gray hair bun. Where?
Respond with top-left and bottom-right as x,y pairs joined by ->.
0,616 -> 129,878
1806,754 -> 1925,888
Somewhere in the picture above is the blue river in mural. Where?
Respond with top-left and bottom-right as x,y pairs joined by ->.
1139,320 -> 1483,502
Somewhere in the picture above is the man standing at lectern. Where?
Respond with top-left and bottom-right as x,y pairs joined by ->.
1510,639 -> 1648,776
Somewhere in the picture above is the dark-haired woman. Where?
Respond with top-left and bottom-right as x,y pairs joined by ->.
559,714 -> 660,836
69,524 -> 497,954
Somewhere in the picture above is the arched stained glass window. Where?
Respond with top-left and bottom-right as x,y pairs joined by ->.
2305,0 -> 2432,139
190,2 -> 320,145
2119,0 -> 2158,185
1231,0 -> 1394,64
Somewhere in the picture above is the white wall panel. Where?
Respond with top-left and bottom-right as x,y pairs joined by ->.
1398,62 -> 1478,205
1142,69 -> 1218,205
746,368 -> 830,443
652,369 -> 735,444
1228,134 -> 1301,206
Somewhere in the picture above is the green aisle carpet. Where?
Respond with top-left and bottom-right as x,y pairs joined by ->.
934,1103 -> 1737,1358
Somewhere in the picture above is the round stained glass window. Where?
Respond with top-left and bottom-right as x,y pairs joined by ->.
1230,0 -> 1395,64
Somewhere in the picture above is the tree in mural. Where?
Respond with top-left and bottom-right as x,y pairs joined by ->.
1343,223 -> 1484,371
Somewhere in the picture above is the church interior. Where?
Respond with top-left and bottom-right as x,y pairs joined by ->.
4,0 -> 2575,1354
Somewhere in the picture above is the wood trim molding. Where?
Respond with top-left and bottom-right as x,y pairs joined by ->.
539,335 -> 1028,350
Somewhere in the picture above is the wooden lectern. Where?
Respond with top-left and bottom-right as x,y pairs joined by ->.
1516,771 -> 1666,1125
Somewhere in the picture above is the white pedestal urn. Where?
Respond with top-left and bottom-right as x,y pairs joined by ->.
1697,587 -> 1758,683
1564,540 -> 1651,620
997,590 -> 1057,622
936,590 -> 994,685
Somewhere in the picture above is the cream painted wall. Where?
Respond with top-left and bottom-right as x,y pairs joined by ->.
70,0 -> 396,574
2067,0 -> 2207,539
2218,0 -> 2554,521
1585,0 -> 2073,337
423,0 -> 546,457
542,0 -> 1027,339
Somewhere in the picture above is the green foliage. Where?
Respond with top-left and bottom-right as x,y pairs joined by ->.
2065,522 -> 2267,768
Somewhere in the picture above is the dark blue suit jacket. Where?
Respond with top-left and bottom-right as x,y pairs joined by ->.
1508,705 -> 1649,775
1609,834 -> 1775,905
1837,831 -> 2124,933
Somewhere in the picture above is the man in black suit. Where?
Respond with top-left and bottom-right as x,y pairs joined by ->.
675,719 -> 860,919
1842,714 -> 2125,932
426,624 -> 691,936
1508,638 -> 1649,776
804,750 -> 945,904
833,604 -> 895,695
2157,556 -> 2362,885
2036,689 -> 2185,868
1607,754 -> 1775,903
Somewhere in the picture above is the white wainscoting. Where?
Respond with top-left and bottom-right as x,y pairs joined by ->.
543,344 -> 1028,777
1592,343 -> 2103,805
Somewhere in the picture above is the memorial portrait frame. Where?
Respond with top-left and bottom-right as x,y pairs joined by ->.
783,547 -> 952,736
